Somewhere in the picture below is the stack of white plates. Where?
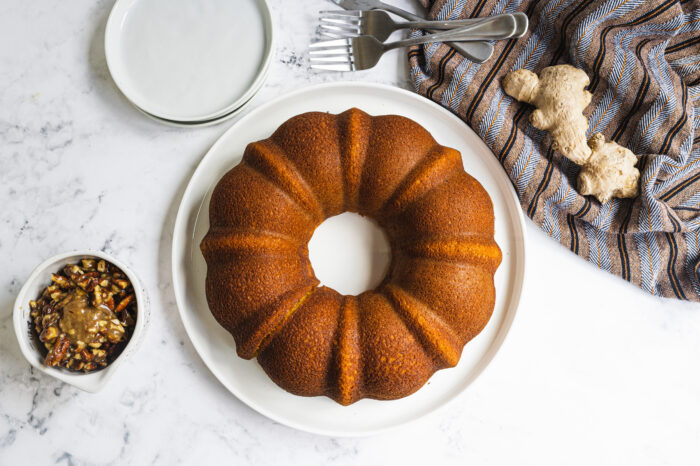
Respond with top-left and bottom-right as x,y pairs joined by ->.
105,0 -> 274,126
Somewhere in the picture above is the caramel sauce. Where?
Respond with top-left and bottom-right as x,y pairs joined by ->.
58,290 -> 121,344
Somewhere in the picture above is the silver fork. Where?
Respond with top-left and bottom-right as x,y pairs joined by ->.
320,10 -> 529,43
329,0 -> 494,63
310,15 -> 517,71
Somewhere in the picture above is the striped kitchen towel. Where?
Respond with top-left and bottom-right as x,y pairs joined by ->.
409,0 -> 700,301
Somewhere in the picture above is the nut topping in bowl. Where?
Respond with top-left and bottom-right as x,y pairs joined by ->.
29,259 -> 137,372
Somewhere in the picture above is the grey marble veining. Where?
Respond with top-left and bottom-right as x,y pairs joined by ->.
2,1 -> 700,465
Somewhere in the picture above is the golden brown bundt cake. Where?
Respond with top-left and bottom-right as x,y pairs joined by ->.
200,108 -> 502,405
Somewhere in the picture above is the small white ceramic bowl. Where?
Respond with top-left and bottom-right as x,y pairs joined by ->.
13,250 -> 150,393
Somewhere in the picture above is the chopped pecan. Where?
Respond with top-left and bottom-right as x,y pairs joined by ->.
45,334 -> 70,366
51,273 -> 71,288
39,325 -> 58,342
41,313 -> 58,328
103,295 -> 115,311
81,259 -> 95,270
114,294 -> 134,313
114,279 -> 129,290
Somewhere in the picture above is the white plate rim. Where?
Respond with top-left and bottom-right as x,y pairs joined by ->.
171,82 -> 527,437
104,0 -> 275,122
132,64 -> 269,128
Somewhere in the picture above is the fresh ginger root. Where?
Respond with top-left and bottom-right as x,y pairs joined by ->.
579,133 -> 640,204
503,64 -> 592,165
503,64 -> 641,204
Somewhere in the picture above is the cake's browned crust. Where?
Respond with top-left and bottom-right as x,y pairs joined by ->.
257,287 -> 342,397
269,112 -> 345,217
356,292 -> 435,400
330,296 -> 362,405
200,108 -> 502,405
387,256 -> 497,345
336,108 -> 372,212
206,163 -> 316,243
359,114 -> 437,216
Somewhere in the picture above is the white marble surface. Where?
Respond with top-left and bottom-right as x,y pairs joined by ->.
1,1 -> 700,464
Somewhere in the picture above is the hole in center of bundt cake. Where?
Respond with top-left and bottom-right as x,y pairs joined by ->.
307,212 -> 391,296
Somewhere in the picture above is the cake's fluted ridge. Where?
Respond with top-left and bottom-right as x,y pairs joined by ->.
331,296 -> 363,405
383,284 -> 462,368
243,140 -> 324,223
380,145 -> 463,219
337,108 -> 372,213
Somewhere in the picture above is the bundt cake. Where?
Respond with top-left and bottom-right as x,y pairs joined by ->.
200,108 -> 502,405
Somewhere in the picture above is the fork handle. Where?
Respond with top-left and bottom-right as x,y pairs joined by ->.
384,28 -> 508,51
398,17 -> 496,30
373,1 -> 493,62
384,16 -> 515,50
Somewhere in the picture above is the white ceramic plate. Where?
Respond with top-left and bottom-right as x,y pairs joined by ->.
133,67 -> 267,128
105,0 -> 274,122
171,82 -> 527,437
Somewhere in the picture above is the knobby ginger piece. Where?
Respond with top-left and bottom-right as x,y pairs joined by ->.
503,64 -> 593,165
578,133 -> 640,204
504,64 -> 640,204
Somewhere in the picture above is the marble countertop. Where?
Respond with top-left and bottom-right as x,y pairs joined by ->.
2,1 -> 700,464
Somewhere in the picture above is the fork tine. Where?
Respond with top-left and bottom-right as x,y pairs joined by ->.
319,30 -> 350,39
318,10 -> 361,17
311,63 -> 354,72
320,23 -> 360,35
309,49 -> 352,56
320,18 -> 360,28
310,60 -> 354,66
309,38 -> 351,49
309,49 -> 351,57
309,40 -> 351,48
309,55 -> 353,63
319,14 -> 361,24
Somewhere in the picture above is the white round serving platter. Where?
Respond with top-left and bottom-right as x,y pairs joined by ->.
171,82 -> 527,437
105,0 -> 274,122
